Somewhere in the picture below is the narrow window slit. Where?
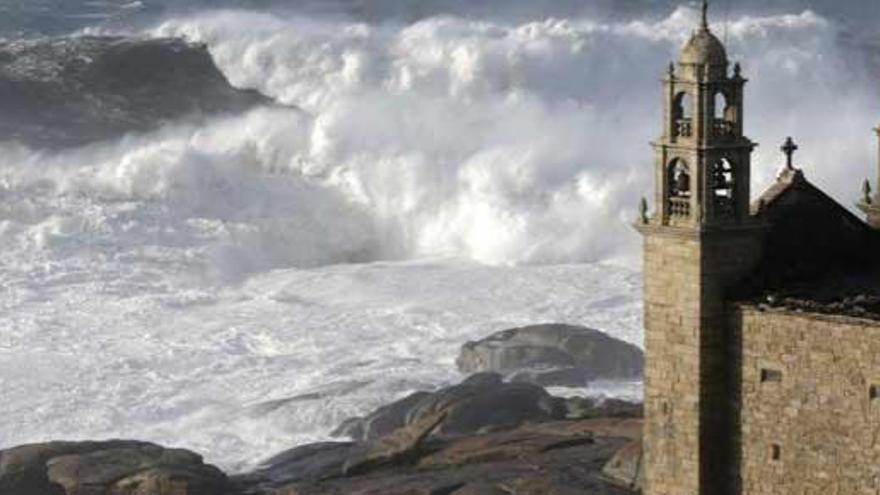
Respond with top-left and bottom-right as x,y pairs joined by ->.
771,444 -> 782,462
761,368 -> 782,383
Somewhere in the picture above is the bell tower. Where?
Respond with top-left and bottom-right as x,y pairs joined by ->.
655,0 -> 752,227
636,2 -> 765,494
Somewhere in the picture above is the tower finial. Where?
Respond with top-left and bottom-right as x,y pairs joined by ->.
701,0 -> 709,31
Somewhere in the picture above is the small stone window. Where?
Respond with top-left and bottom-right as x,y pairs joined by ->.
771,444 -> 782,462
870,384 -> 880,402
761,368 -> 782,383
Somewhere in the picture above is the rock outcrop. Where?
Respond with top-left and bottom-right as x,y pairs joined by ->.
0,376 -> 643,495
241,419 -> 641,495
0,440 -> 230,495
241,374 -> 644,495
0,36 -> 271,148
0,378 -> 643,495
457,324 -> 644,387
332,373 -> 564,442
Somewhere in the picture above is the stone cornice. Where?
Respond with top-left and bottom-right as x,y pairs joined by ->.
733,303 -> 880,327
651,140 -> 757,152
633,220 -> 768,240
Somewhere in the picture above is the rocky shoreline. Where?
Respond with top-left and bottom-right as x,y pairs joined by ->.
0,325 -> 643,495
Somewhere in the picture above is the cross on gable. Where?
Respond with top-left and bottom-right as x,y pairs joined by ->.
781,137 -> 798,170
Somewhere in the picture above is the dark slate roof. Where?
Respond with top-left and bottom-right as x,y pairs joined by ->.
734,167 -> 880,319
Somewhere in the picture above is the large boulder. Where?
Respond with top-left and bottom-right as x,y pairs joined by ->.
457,324 -> 643,387
332,373 -> 563,442
0,440 -> 230,495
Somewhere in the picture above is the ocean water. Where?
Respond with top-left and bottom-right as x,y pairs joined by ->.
0,0 -> 877,472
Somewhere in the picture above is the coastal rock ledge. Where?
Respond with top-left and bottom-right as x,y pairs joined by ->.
0,440 -> 230,495
0,375 -> 643,494
242,373 -> 642,494
1,379 -> 643,494
457,324 -> 644,387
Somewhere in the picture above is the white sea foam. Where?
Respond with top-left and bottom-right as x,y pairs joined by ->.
1,4 -> 877,472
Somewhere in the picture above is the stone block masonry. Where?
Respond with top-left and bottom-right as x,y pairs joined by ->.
735,306 -> 880,494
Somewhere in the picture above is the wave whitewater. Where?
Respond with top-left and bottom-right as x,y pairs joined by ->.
0,3 -> 878,471
4,7 -> 870,272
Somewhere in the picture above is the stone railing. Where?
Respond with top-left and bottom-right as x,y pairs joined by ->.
714,196 -> 736,219
713,119 -> 735,137
668,197 -> 691,218
675,119 -> 693,138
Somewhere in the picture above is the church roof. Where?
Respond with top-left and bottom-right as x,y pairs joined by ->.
735,167 -> 880,319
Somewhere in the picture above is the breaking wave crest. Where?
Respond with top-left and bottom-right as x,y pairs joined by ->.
0,6 -> 874,278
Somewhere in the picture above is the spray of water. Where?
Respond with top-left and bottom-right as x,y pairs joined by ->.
0,4 -> 876,471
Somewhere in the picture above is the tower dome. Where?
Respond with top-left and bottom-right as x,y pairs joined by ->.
677,1 -> 728,79
679,29 -> 727,67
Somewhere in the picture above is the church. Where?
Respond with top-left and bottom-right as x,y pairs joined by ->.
636,2 -> 880,494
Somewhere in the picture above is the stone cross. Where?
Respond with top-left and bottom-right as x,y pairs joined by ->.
781,137 -> 798,170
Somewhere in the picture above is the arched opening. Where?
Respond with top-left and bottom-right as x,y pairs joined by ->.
713,91 -> 735,136
673,92 -> 692,120
712,158 -> 736,218
672,92 -> 693,138
714,92 -> 727,120
667,159 -> 691,219
668,159 -> 691,198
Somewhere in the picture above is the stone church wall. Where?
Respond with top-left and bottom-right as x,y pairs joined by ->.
643,232 -> 704,495
735,305 -> 880,494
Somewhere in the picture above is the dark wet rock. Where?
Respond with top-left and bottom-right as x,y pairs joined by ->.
285,374 -> 644,494
331,390 -> 431,441
332,373 -> 562,442
342,410 -> 448,476
259,420 -> 639,495
0,440 -> 230,495
233,442 -> 357,491
457,324 -> 643,387
238,411 -> 448,493
0,35 -> 273,149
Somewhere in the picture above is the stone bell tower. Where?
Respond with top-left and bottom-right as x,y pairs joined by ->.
635,2 -> 765,494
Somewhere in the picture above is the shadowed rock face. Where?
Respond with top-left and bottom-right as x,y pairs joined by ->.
0,35 -> 271,149
331,373 -> 564,442
457,324 -> 644,387
0,440 -> 230,495
332,373 -> 642,444
241,419 -> 640,495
